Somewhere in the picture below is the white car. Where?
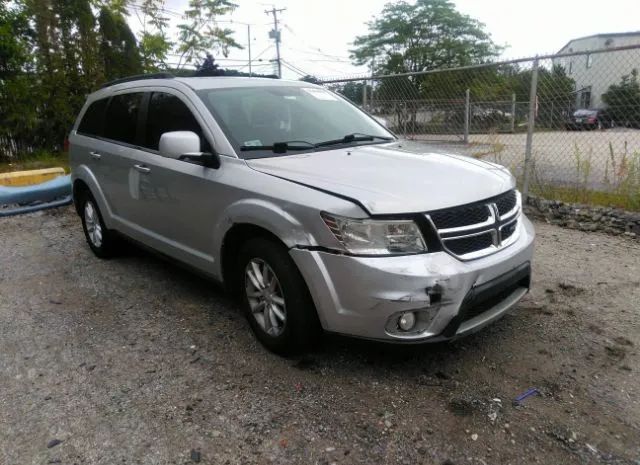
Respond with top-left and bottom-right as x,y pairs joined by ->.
69,73 -> 535,354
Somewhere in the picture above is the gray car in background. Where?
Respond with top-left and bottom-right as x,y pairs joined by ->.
69,74 -> 535,354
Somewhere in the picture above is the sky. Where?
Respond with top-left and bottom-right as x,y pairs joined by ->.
128,0 -> 640,79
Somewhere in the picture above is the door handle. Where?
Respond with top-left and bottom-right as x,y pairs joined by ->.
89,151 -> 101,160
133,164 -> 151,174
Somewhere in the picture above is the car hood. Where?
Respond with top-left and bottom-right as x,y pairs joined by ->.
245,141 -> 515,215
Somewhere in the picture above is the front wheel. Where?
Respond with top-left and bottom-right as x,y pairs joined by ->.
237,237 -> 321,355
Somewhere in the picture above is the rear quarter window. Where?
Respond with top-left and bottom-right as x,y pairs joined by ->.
77,98 -> 109,137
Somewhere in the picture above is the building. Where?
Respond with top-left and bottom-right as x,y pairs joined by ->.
553,32 -> 640,109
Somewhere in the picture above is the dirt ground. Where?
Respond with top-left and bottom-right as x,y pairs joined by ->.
1,206 -> 639,465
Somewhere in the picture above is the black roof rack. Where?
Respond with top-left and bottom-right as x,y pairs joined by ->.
100,72 -> 175,89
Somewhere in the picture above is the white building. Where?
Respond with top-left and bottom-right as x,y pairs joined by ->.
554,32 -> 640,109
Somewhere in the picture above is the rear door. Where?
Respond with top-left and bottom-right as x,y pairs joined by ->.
72,97 -> 110,199
96,91 -> 148,227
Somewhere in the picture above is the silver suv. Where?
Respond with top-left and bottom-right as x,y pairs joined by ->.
70,74 -> 535,354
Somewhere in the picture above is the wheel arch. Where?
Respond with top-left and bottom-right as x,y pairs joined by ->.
220,223 -> 289,294
218,198 -> 318,284
71,166 -> 114,228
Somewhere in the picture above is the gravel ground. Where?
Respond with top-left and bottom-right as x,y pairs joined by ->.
1,206 -> 639,465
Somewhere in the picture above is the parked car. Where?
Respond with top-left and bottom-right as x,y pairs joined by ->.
69,74 -> 535,354
566,109 -> 614,130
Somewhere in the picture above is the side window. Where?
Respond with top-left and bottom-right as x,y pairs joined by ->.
104,92 -> 144,145
77,98 -> 108,137
145,92 -> 209,151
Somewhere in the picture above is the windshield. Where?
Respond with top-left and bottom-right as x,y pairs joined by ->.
196,85 -> 394,158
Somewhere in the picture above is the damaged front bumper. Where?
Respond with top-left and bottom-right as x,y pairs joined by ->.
290,216 -> 535,342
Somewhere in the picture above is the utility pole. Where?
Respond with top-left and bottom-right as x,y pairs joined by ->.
265,6 -> 285,78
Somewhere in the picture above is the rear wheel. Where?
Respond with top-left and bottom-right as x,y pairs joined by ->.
237,237 -> 321,355
79,191 -> 119,258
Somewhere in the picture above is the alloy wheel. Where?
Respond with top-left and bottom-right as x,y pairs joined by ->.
84,200 -> 103,248
244,258 -> 287,336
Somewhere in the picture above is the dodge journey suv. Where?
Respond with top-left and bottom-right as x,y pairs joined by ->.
69,74 -> 535,354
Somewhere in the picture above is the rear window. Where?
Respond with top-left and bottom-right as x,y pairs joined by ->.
104,93 -> 144,145
77,98 -> 108,137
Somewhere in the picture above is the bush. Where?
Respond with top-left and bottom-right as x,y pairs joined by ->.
602,69 -> 640,128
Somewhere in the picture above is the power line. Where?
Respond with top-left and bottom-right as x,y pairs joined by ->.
280,62 -> 305,77
280,59 -> 312,77
282,24 -> 351,61
237,45 -> 274,71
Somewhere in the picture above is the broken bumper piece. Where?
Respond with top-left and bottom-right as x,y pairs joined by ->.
289,216 -> 535,342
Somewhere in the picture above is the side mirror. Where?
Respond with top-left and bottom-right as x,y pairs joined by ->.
159,131 -> 201,159
159,131 -> 219,168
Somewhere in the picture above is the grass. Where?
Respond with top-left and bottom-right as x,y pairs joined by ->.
530,141 -> 640,211
0,152 -> 69,174
529,184 -> 637,210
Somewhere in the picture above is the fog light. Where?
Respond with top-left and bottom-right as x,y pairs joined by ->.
398,312 -> 416,331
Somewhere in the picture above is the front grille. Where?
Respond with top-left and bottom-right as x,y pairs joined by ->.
495,190 -> 517,216
430,204 -> 490,229
501,221 -> 517,241
444,233 -> 494,256
426,190 -> 520,260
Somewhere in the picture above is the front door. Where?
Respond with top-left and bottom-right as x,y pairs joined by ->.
127,90 -> 225,272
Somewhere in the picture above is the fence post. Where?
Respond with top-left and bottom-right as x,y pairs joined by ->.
510,93 -> 516,133
464,88 -> 470,144
370,80 -> 375,113
362,80 -> 367,109
522,58 -> 539,203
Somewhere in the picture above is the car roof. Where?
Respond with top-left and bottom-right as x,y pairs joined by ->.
175,76 -> 315,90
87,76 -> 318,101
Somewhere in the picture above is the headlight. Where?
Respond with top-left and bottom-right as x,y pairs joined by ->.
321,212 -> 427,255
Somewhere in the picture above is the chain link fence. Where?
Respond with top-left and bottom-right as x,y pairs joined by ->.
321,45 -> 640,210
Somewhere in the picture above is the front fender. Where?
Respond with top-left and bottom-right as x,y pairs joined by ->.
71,166 -> 114,229
212,198 -> 316,278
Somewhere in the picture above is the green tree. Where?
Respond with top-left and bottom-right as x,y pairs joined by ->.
135,0 -> 172,71
16,0 -> 105,151
602,69 -> 640,127
176,0 -> 242,68
98,6 -> 143,81
352,0 -> 501,131
0,1 -> 39,158
337,81 -> 370,105
351,0 -> 501,75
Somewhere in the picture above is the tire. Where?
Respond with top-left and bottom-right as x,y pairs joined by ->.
236,237 -> 321,355
78,190 -> 119,258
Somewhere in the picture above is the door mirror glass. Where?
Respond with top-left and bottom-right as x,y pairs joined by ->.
159,131 -> 200,159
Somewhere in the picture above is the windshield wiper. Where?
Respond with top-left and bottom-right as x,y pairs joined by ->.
315,133 -> 394,148
240,133 -> 394,154
240,140 -> 316,154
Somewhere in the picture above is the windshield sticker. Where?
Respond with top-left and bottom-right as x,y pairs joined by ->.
243,139 -> 262,146
302,88 -> 338,101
